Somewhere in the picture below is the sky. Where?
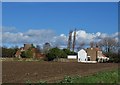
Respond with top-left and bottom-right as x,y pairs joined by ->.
2,2 -> 118,48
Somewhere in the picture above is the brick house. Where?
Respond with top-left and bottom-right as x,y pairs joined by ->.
85,47 -> 109,62
86,47 -> 98,61
15,44 -> 45,58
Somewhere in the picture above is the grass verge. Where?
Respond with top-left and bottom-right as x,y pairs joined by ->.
60,69 -> 119,84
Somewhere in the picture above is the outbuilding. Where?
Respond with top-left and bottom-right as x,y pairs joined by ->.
78,49 -> 87,62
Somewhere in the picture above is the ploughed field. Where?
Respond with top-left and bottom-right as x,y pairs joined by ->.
2,61 -> 118,83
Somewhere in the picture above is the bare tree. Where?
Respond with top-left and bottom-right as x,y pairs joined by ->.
98,37 -> 117,52
36,45 -> 41,53
72,29 -> 76,52
77,41 -> 85,51
67,30 -> 73,50
43,42 -> 51,54
90,41 -> 95,48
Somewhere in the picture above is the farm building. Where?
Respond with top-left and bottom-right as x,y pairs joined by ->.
78,49 -> 87,62
86,48 -> 98,61
77,47 -> 109,63
15,44 -> 45,58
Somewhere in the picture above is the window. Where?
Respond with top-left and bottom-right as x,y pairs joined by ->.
88,57 -> 90,61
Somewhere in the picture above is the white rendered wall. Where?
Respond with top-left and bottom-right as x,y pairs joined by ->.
67,55 -> 77,59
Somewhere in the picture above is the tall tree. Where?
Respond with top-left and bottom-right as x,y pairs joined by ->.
72,29 -> 76,52
98,37 -> 117,52
77,41 -> 85,51
36,45 -> 41,53
2,46 -> 17,57
90,41 -> 95,48
43,42 -> 51,54
67,30 -> 73,50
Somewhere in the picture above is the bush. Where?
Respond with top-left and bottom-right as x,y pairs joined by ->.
20,49 -> 34,58
63,48 -> 77,55
21,51 -> 26,58
2,47 -> 18,58
46,47 -> 67,61
104,52 -> 120,63
46,48 -> 78,61
46,52 -> 56,61
60,76 -> 73,83
25,49 -> 34,58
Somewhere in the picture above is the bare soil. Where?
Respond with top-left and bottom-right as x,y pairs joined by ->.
2,61 -> 118,83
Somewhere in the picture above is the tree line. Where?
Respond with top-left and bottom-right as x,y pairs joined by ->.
1,46 -> 18,58
1,36 -> 120,63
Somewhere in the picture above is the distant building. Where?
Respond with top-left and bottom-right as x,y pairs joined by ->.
67,55 -> 77,59
78,49 -> 87,62
15,44 -> 45,58
86,48 -> 98,61
76,47 -> 109,63
24,44 -> 33,50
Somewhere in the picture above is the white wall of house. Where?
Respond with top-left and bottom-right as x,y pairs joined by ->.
97,51 -> 109,62
78,49 -> 87,62
67,55 -> 77,59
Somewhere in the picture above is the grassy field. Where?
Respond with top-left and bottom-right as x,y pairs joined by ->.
25,69 -> 119,84
60,69 -> 119,84
26,68 -> 119,84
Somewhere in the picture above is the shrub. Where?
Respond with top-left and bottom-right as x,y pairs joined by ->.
104,52 -> 120,63
46,47 -> 67,61
25,49 -> 33,58
60,76 -> 73,83
46,52 -> 56,61
63,48 -> 77,55
2,47 -> 18,57
21,51 -> 26,58
46,48 -> 78,61
20,49 -> 34,58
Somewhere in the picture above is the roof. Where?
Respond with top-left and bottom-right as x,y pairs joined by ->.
15,50 -> 21,56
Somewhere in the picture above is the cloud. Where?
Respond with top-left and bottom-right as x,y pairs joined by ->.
2,29 -> 55,45
2,27 -> 118,48
72,30 -> 109,44
111,32 -> 119,38
26,29 -> 55,37
53,34 -> 68,45
25,29 -> 55,44
2,26 -> 17,32
2,32 -> 30,44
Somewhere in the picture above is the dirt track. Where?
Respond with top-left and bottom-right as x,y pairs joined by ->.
2,61 -> 118,83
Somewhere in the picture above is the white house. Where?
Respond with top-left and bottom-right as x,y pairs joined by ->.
67,47 -> 109,63
77,49 -> 97,63
78,49 -> 87,62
